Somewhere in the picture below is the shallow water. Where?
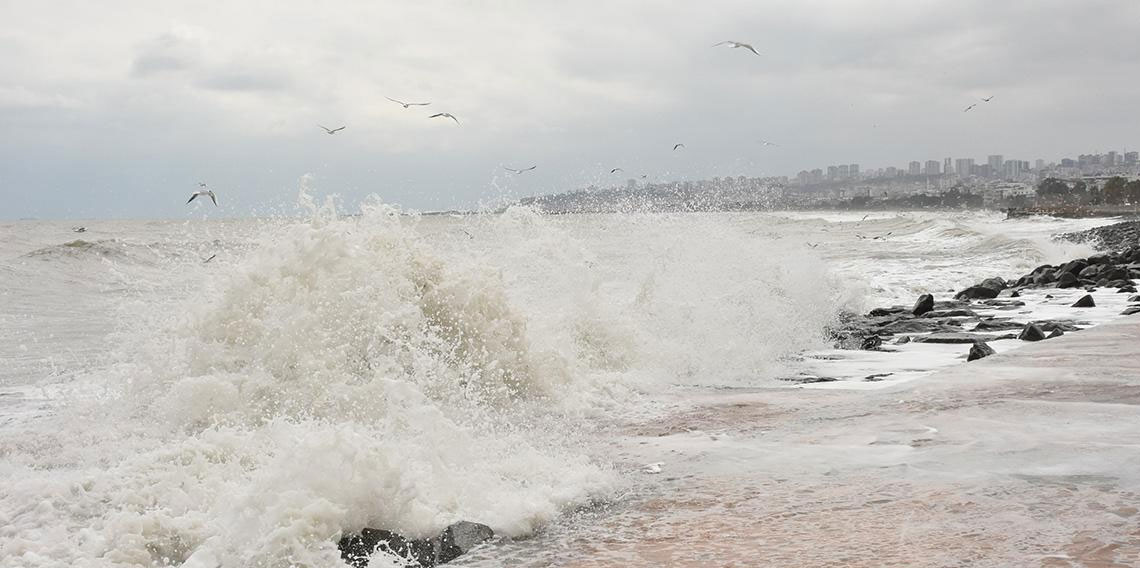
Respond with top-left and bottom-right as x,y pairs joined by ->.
0,206 -> 1120,566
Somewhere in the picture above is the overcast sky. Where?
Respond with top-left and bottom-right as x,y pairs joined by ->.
3,0 -> 1139,219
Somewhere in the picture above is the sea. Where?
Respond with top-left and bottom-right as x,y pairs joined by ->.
0,200 -> 1118,567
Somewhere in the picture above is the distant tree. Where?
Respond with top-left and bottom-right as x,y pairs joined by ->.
1072,180 -> 1087,194
1103,176 -> 1128,204
1126,180 -> 1140,204
1037,177 -> 1070,199
1087,184 -> 1103,205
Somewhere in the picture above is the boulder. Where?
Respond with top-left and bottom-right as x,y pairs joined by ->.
339,521 -> 494,568
1078,265 -> 1104,279
1055,272 -> 1079,288
915,332 -> 1014,344
912,294 -> 934,316
1047,329 -> 1064,339
1034,271 -> 1057,285
1128,295 -> 1140,302
1034,320 -> 1084,332
972,319 -> 1025,332
1118,286 -> 1137,293
1123,306 -> 1140,316
1071,295 -> 1095,308
1010,289 -> 1021,298
922,309 -> 977,318
861,335 -> 883,350
979,277 -> 1007,292
967,341 -> 996,362
954,286 -> 1000,300
868,307 -> 908,317
1058,259 -> 1088,276
1017,323 -> 1047,342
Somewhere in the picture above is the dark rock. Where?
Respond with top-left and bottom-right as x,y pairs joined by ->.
1010,289 -> 1021,298
1034,272 -> 1057,285
895,335 -> 912,344
967,341 -> 996,362
861,335 -> 883,350
1047,329 -> 1064,339
1058,259 -> 1089,276
912,294 -> 934,316
1078,265 -> 1104,279
1071,295 -> 1095,308
1045,294 -> 1055,299
868,306 -> 908,317
955,286 -> 1000,300
979,277 -> 1007,292
1029,264 -> 1054,276
1104,267 -> 1130,281
1055,272 -> 1079,288
1034,320 -> 1084,332
1124,306 -> 1140,316
781,374 -> 839,384
922,309 -> 977,318
1017,323 -> 1047,342
338,522 -> 494,568
879,319 -> 955,334
981,299 -> 1026,309
864,373 -> 894,382
1106,279 -> 1131,288
972,319 -> 1026,332
1086,253 -> 1113,265
1128,295 -> 1140,302
1118,286 -> 1137,293
914,332 -> 1014,344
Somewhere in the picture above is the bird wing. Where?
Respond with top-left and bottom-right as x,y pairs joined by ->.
524,166 -> 536,171
187,193 -> 198,204
505,167 -> 520,173
409,102 -> 431,106
209,191 -> 217,206
446,114 -> 459,124
386,97 -> 405,105
331,126 -> 346,133
318,124 -> 331,132
611,168 -> 622,173
712,41 -> 732,47
674,144 -> 684,150
743,44 -> 760,56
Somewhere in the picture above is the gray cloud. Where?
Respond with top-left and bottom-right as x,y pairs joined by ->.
2,0 -> 1140,219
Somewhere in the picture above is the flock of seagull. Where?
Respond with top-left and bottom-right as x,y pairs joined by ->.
182,38 -> 993,230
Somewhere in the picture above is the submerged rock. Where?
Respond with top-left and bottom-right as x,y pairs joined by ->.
912,294 -> 934,316
955,286 -> 1000,300
967,341 -> 996,362
1017,323 -> 1047,342
1071,295 -> 1095,308
339,521 -> 494,568
914,332 -> 1013,344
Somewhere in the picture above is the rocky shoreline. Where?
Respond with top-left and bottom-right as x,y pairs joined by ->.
825,220 -> 1140,367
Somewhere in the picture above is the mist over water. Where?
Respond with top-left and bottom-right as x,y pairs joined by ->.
0,203 -> 1111,566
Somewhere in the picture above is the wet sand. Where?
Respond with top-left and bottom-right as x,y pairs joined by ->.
463,315 -> 1140,567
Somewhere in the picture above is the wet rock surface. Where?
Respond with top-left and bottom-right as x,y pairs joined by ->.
339,521 -> 495,568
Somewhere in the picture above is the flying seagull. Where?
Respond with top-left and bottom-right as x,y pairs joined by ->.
673,143 -> 685,151
72,226 -> 87,233
981,95 -> 995,102
610,168 -> 623,174
203,254 -> 217,263
386,97 -> 430,108
713,41 -> 760,56
198,182 -> 209,188
759,140 -> 779,147
429,113 -> 459,124
187,189 -> 217,206
504,165 -> 537,173
319,124 -> 346,134
963,103 -> 977,113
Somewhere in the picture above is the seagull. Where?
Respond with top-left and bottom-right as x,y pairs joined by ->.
759,140 -> 779,147
640,174 -> 648,179
713,41 -> 760,56
673,143 -> 685,151
429,113 -> 459,124
198,182 -> 209,188
504,165 -> 537,174
72,226 -> 87,233
318,124 -> 346,134
963,103 -> 977,113
981,95 -> 995,102
807,242 -> 819,248
610,168 -> 623,174
386,97 -> 430,108
187,189 -> 217,206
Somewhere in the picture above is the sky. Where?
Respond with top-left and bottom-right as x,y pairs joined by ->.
2,0 -> 1140,219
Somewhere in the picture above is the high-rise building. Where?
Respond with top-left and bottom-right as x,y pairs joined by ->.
1107,151 -> 1119,166
885,166 -> 898,177
955,158 -> 975,177
1125,152 -> 1139,164
925,160 -> 941,175
849,164 -> 860,177
1002,160 -> 1023,179
1035,159 -> 1045,171
838,164 -> 850,178
987,155 -> 1004,176
811,168 -> 823,182
908,161 -> 921,175
944,157 -> 952,176
827,165 -> 839,180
